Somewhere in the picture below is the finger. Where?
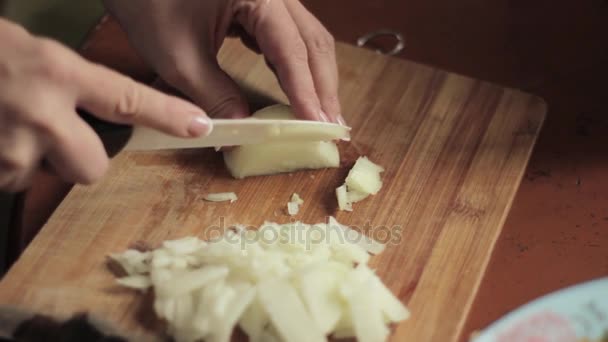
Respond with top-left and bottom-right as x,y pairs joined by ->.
1,160 -> 38,192
235,0 -> 327,122
0,155 -> 37,192
45,113 -> 109,184
0,160 -> 20,192
228,24 -> 262,54
0,124 -> 44,192
283,0 -> 343,124
164,53 -> 250,119
75,62 -> 213,138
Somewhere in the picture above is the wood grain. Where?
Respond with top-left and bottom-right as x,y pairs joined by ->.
0,32 -> 545,341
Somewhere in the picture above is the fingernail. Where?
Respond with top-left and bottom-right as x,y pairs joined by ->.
318,110 -> 330,123
188,116 -> 213,137
337,114 -> 348,126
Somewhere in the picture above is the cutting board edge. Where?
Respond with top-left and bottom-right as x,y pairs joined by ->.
454,97 -> 547,342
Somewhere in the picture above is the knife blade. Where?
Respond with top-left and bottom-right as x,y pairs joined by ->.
123,119 -> 351,151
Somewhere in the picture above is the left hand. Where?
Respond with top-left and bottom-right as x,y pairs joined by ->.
104,0 -> 344,124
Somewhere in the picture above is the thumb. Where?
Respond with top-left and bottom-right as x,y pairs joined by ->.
173,56 -> 250,119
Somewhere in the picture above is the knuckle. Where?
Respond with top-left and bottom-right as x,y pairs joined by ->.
237,0 -> 266,13
4,174 -> 32,192
115,78 -> 142,117
0,155 -> 21,174
247,0 -> 268,8
46,122 -> 109,184
35,39 -> 72,83
270,38 -> 308,68
293,43 -> 310,65
234,0 -> 269,29
20,108 -> 62,142
0,137 -> 38,173
0,151 -> 31,176
0,177 -> 22,192
0,21 -> 31,48
307,30 -> 335,55
206,94 -> 247,118
80,156 -> 109,184
31,118 -> 61,144
36,38 -> 62,56
159,59 -> 197,91
324,93 -> 341,108
0,19 -> 27,36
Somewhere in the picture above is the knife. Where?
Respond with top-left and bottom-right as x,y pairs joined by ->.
123,119 -> 351,151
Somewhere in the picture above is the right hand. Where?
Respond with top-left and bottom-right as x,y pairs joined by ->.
104,0 -> 344,124
0,19 -> 213,192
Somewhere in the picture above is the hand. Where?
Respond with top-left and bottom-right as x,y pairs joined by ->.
0,19 -> 213,192
104,0 -> 344,124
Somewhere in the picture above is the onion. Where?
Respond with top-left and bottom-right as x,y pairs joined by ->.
287,193 -> 304,216
223,105 -> 340,179
336,156 -> 384,212
110,217 -> 407,342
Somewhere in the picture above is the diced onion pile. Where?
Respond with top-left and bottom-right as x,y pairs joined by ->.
110,217 -> 408,342
336,157 -> 385,212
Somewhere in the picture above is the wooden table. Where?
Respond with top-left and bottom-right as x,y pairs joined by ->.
5,1 -> 608,340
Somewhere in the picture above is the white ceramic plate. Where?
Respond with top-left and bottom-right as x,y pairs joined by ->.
474,277 -> 608,342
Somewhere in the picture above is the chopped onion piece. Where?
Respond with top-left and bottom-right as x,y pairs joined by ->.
258,279 -> 327,342
328,216 -> 386,255
348,271 -> 389,342
287,202 -> 300,216
347,189 -> 369,203
162,237 -> 205,255
296,264 -> 344,334
333,325 -> 356,339
336,156 -> 384,212
287,193 -> 304,216
155,267 -> 228,298
116,275 -> 151,290
171,294 -> 195,334
239,298 -> 269,341
204,192 -> 238,203
335,185 -> 352,211
259,325 -> 284,342
345,158 -> 383,195
222,105 -> 340,179
213,285 -> 256,342
354,156 -> 385,173
290,193 -> 304,205
108,250 -> 150,275
371,274 -> 411,322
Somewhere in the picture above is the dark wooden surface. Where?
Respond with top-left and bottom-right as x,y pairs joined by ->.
7,0 -> 608,340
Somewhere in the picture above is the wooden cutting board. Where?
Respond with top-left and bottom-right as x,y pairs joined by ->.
0,30 -> 546,341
